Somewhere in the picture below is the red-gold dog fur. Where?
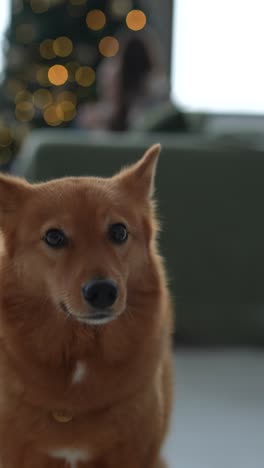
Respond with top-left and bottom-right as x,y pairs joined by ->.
0,145 -> 173,468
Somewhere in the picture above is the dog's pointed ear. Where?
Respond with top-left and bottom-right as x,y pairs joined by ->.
0,175 -> 31,216
116,144 -> 161,199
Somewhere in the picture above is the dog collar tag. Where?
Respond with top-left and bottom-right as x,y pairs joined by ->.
52,410 -> 73,423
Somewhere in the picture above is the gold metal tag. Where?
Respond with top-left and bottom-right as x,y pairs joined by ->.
52,410 -> 73,423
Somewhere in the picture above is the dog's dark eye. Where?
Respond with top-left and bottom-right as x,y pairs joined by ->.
108,223 -> 128,244
44,229 -> 68,249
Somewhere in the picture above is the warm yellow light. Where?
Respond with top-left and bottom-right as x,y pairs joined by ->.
30,0 -> 50,14
15,102 -> 35,122
0,127 -> 12,147
86,10 -> 106,31
99,37 -> 119,57
57,91 -> 77,106
75,66 -> 96,87
15,90 -> 32,104
16,23 -> 35,44
126,10 -> 147,31
43,105 -> 63,126
48,65 -> 68,86
40,39 -> 56,59
36,66 -> 50,86
33,89 -> 53,109
57,102 -> 76,122
53,37 -> 73,58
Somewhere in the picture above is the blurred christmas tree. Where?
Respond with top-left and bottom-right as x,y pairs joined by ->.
0,0 -> 146,169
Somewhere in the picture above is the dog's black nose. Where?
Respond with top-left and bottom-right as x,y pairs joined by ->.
82,280 -> 118,309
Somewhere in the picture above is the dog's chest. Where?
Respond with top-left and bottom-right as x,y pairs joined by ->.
71,361 -> 87,384
47,362 -> 90,466
49,448 -> 90,468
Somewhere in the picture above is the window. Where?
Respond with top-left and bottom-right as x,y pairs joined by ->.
0,0 -> 10,78
171,0 -> 264,114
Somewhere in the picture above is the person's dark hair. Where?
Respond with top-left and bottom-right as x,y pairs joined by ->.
110,29 -> 165,131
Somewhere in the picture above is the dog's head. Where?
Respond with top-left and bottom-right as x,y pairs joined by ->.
0,145 -> 162,331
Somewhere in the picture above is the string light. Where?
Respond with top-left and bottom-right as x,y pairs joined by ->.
99,37 -> 119,57
1,0 -> 146,143
30,0 -> 50,14
57,91 -> 77,105
126,10 -> 147,31
56,101 -> 76,122
43,105 -> 63,126
86,10 -> 106,31
53,37 -> 73,58
75,66 -> 96,87
40,39 -> 56,59
15,90 -> 32,104
33,89 -> 53,109
48,65 -> 68,86
15,102 -> 35,122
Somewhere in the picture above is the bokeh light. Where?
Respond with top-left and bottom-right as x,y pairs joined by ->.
48,65 -> 68,86
86,10 -> 106,31
99,37 -> 119,57
126,10 -> 147,31
30,0 -> 50,14
57,101 -> 76,122
53,37 -> 73,58
111,0 -> 133,18
0,127 -> 12,148
40,39 -> 56,59
75,66 -> 96,87
33,89 -> 53,109
15,102 -> 35,122
15,90 -> 32,104
43,105 -> 63,126
57,91 -> 77,106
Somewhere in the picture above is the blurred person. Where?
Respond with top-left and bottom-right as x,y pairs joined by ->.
77,28 -> 184,131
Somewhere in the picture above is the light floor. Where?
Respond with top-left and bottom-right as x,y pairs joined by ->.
163,349 -> 264,468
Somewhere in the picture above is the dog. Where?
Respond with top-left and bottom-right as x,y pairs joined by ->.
0,144 -> 173,468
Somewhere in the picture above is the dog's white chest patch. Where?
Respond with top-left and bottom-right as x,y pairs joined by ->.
72,361 -> 87,384
49,448 -> 89,468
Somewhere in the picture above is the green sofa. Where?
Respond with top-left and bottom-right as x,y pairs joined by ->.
14,129 -> 264,345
